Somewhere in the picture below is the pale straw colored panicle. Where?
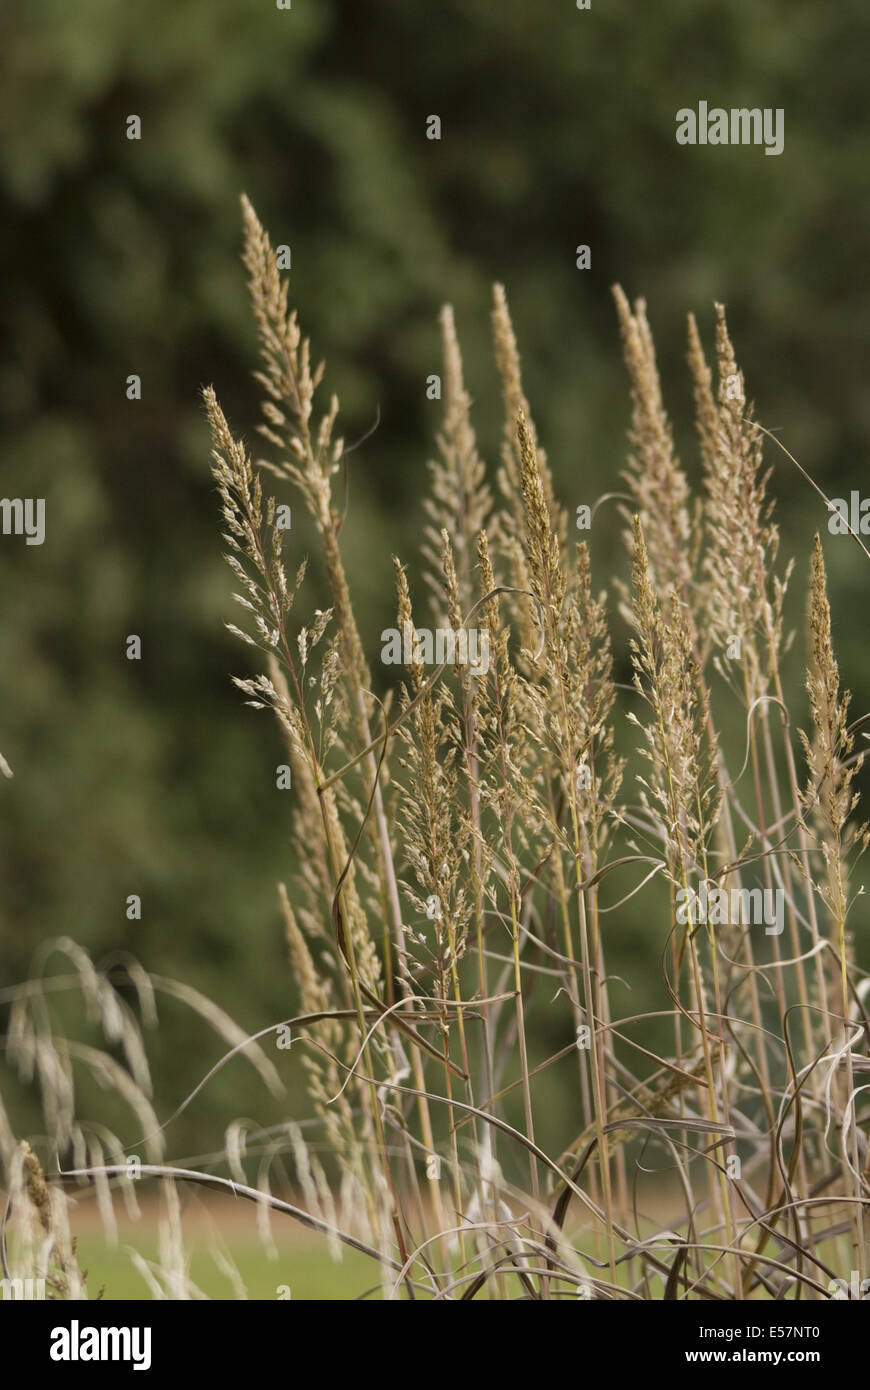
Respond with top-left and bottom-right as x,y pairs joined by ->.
475,527 -> 527,810
476,528 -> 504,669
613,286 -> 692,614
505,408 -> 605,867
510,417 -> 570,833
685,312 -> 719,667
517,414 -> 583,765
492,284 -> 566,555
206,354 -> 383,1002
392,558 -> 469,990
423,305 -> 491,614
518,410 -> 564,623
205,382 -> 265,561
393,556 -> 425,694
687,311 -> 718,477
241,192 -> 324,472
440,527 -> 464,655
204,384 -> 308,707
698,304 -> 787,694
800,536 -> 867,885
435,530 -> 476,946
240,195 -> 371,710
488,289 -> 540,659
239,199 -> 409,1034
474,527 -> 531,833
565,540 -> 624,853
629,516 -> 720,883
473,526 -> 548,986
514,409 -> 622,850
438,527 -> 485,777
464,527 -> 504,869
499,531 -> 539,665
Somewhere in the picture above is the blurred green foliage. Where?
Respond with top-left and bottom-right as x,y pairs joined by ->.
2,0 -> 870,1158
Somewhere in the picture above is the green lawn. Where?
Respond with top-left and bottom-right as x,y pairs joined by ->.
72,1234 -> 380,1301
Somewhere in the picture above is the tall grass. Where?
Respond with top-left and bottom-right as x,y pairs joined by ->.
2,197 -> 868,1300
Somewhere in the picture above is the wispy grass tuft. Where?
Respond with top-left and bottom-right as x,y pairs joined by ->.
2,204 -> 868,1301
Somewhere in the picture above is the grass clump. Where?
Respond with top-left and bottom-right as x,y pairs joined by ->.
2,198 -> 868,1301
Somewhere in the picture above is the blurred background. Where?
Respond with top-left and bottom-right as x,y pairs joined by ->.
2,0 -> 870,1188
